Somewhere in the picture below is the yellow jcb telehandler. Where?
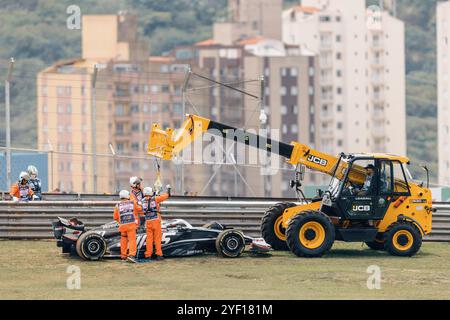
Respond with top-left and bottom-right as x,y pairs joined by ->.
147,114 -> 434,257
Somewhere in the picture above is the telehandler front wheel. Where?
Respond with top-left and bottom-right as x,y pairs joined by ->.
286,210 -> 335,257
261,202 -> 295,251
385,221 -> 422,257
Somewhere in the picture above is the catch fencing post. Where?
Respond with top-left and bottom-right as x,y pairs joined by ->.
109,143 -> 116,194
180,67 -> 192,194
91,65 -> 98,193
259,75 -> 269,198
4,57 -> 15,189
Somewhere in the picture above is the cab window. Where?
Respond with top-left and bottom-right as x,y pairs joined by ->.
379,160 -> 410,195
392,161 -> 410,194
340,159 -> 376,196
379,161 -> 392,194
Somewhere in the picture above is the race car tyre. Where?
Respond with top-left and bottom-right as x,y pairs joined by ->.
261,202 -> 296,251
75,231 -> 107,261
286,210 -> 335,258
215,229 -> 245,258
385,221 -> 422,257
365,233 -> 385,250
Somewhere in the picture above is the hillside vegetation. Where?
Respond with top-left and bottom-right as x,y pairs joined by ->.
0,0 -> 440,181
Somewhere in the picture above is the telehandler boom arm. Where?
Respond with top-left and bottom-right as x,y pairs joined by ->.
147,114 -> 342,177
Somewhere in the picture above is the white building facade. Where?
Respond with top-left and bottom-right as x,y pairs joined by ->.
437,1 -> 450,186
282,0 -> 406,158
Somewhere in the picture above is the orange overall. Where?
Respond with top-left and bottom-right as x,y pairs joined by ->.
113,200 -> 139,259
140,193 -> 169,258
10,182 -> 33,200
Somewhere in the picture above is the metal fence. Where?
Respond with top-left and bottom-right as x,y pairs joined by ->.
0,199 -> 276,239
0,198 -> 449,241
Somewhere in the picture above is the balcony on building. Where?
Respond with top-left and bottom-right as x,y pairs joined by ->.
372,90 -> 384,103
114,103 -> 131,121
319,58 -> 333,69
113,82 -> 131,102
372,109 -> 385,121
320,109 -> 334,121
319,73 -> 333,86
371,56 -> 384,68
370,34 -> 384,51
320,87 -> 334,102
371,74 -> 384,86
372,124 -> 386,138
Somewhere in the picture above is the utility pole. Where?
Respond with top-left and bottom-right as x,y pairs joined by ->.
5,57 -> 14,189
109,143 -> 116,193
91,65 -> 98,193
47,139 -> 54,191
180,67 -> 192,195
259,76 -> 269,198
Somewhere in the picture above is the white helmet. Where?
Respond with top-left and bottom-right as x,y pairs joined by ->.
27,165 -> 38,176
143,187 -> 153,196
129,176 -> 142,187
19,171 -> 30,182
119,190 -> 130,199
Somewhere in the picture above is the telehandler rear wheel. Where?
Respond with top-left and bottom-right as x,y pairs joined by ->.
286,210 -> 335,257
261,202 -> 296,250
385,221 -> 422,257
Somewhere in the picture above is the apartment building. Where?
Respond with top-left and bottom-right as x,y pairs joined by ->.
171,1 -> 321,197
37,1 -> 322,196
437,1 -> 450,186
283,0 -> 406,160
37,58 -> 109,193
242,45 -> 321,196
37,14 -> 208,193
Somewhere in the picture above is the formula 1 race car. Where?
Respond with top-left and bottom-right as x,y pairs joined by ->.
52,217 -> 271,260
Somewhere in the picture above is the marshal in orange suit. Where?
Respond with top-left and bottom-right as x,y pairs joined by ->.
139,185 -> 171,260
113,190 -> 140,262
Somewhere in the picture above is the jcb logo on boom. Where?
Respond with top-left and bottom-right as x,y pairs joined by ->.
352,205 -> 371,212
307,155 -> 328,167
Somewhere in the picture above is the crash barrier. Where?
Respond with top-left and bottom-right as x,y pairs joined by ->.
0,191 -> 297,202
0,199 -> 450,241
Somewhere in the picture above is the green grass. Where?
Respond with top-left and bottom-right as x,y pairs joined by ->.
1,240 -> 450,299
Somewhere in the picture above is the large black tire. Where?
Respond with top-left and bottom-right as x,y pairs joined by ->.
75,231 -> 107,261
384,221 -> 422,257
365,233 -> 385,250
286,210 -> 335,257
261,202 -> 296,250
215,229 -> 246,258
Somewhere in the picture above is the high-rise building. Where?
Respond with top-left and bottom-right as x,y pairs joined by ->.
437,1 -> 450,186
214,0 -> 283,45
37,2 -> 322,197
283,0 -> 406,160
242,45 -> 321,196
171,1 -> 321,197
37,13 -> 208,193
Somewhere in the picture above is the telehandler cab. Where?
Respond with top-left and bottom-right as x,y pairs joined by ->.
147,114 -> 433,257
